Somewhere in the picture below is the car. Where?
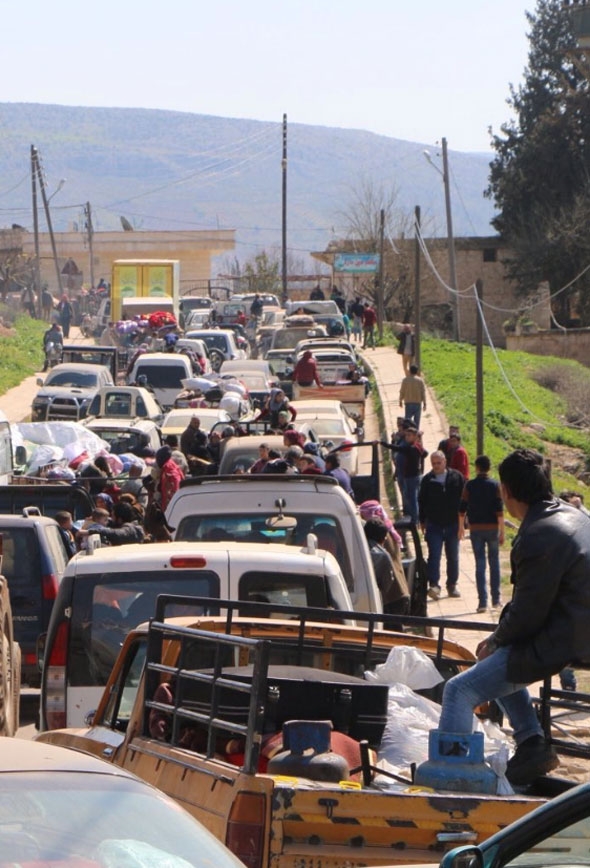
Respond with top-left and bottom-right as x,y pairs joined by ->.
295,346 -> 359,384
185,328 -> 247,371
0,507 -> 69,686
85,385 -> 164,422
84,417 -> 162,456
174,337 -> 213,374
290,398 -> 363,475
178,294 -> 212,328
0,570 -> 20,736
438,781 -> 590,868
32,363 -> 114,422
126,352 -> 194,410
219,360 -> 278,409
6,739 -> 245,867
233,291 -> 281,309
161,406 -> 232,438
217,433 -> 286,474
183,308 -> 211,330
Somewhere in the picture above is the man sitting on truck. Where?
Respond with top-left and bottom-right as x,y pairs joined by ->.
438,448 -> 590,786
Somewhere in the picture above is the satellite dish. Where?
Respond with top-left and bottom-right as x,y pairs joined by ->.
120,216 -> 134,231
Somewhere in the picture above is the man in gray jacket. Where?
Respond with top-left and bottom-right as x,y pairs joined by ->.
438,448 -> 590,786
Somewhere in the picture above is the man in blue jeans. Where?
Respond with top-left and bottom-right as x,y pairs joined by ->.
438,448 -> 590,786
459,455 -> 505,612
418,450 -> 464,599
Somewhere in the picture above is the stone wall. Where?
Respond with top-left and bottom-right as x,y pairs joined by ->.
506,328 -> 590,367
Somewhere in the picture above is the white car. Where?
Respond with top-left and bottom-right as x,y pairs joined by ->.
185,328 -> 247,371
291,398 -> 362,475
161,407 -> 232,438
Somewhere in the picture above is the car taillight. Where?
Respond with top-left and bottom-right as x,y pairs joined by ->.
226,791 -> 266,868
45,620 -> 69,730
42,572 -> 59,600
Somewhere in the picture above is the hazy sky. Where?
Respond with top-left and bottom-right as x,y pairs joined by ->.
3,0 -> 537,153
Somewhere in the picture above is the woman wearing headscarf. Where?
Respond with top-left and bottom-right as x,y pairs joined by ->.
359,500 -> 409,610
155,445 -> 184,512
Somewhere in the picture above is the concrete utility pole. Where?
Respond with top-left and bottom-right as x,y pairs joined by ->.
84,202 -> 95,289
377,208 -> 385,339
441,137 -> 459,342
31,145 -> 42,315
414,205 -> 421,370
32,147 -> 64,297
475,278 -> 484,456
281,114 -> 288,303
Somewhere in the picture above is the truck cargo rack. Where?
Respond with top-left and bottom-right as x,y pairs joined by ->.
538,673 -> 590,759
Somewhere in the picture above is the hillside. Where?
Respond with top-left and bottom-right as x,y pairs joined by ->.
0,103 -> 495,260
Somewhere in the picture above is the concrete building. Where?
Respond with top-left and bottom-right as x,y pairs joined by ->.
12,228 -> 235,296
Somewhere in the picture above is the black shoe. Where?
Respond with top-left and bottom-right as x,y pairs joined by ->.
506,736 -> 558,786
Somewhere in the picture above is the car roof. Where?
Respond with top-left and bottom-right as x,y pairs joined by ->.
221,434 -> 285,452
132,353 -> 192,363
290,399 -> 346,413
46,363 -> 110,374
6,738 -> 136,777
0,512 -> 59,527
65,540 -> 335,574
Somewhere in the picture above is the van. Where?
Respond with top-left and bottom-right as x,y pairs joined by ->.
126,352 -> 193,410
167,474 -> 382,614
39,539 -> 353,731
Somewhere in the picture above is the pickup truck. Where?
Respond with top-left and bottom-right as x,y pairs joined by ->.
37,600 -> 562,868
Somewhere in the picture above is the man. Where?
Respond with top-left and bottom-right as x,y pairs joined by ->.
459,455 -> 504,612
364,517 -> 410,616
396,324 -> 415,375
399,364 -> 427,428
55,510 -> 77,559
180,415 -> 202,458
293,350 -> 322,388
447,432 -> 470,479
77,502 -> 145,546
249,442 -> 271,474
42,321 -> 63,371
418,450 -> 464,599
439,448 -> 590,786
41,285 -> 54,321
324,453 -> 354,498
361,302 -> 377,349
250,293 -> 263,319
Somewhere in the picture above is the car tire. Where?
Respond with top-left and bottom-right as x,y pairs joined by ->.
209,350 -> 224,372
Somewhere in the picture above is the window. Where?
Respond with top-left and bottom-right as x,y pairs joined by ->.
239,572 -> 330,611
483,248 -> 497,262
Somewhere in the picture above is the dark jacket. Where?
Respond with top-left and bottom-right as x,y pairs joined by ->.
493,498 -> 590,682
418,468 -> 464,526
459,474 -> 503,529
96,522 -> 145,546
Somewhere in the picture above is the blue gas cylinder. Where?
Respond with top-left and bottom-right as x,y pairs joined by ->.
414,730 -> 497,794
267,720 -> 350,783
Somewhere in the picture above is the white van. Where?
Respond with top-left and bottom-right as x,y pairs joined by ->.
39,540 -> 353,731
167,474 -> 382,614
126,352 -> 193,409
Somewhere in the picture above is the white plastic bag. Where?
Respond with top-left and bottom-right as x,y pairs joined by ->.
364,645 -> 444,690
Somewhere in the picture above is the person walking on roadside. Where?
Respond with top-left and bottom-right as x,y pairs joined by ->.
396,323 -> 415,375
418,450 -> 464,599
437,448 -> 590,787
41,285 -> 54,321
387,425 -> 427,525
361,302 -> 377,349
459,455 -> 505,612
57,294 -> 74,338
447,431 -> 470,479
399,364 -> 427,428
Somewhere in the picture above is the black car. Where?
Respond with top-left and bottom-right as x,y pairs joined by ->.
0,508 -> 70,686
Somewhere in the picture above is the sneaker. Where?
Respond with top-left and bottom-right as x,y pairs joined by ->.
427,586 -> 441,601
506,736 -> 559,786
492,599 -> 503,609
447,587 -> 461,598
476,605 -> 488,613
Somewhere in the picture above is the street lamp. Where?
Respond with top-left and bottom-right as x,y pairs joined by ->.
48,178 -> 67,203
423,139 -> 460,341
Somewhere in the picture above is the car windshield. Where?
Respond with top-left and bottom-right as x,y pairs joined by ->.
0,772 -> 241,866
70,571 -> 220,686
91,428 -> 148,455
299,418 -> 346,436
45,371 -> 99,388
272,329 -> 318,349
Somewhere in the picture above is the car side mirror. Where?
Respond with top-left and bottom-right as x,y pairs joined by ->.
440,846 -> 484,868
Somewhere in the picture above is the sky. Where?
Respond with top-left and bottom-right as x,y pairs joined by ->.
2,0 -> 538,154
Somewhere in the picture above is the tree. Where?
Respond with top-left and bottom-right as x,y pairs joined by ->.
488,0 -> 590,324
242,250 -> 280,295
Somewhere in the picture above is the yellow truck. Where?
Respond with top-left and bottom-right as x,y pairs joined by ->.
111,259 -> 180,322
37,599 -> 561,868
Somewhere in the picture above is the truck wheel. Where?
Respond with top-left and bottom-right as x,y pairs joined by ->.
0,620 -> 15,737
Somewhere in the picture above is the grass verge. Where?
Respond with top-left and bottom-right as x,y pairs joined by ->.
0,312 -> 45,393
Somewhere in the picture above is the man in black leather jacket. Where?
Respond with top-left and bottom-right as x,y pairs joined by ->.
438,448 -> 590,786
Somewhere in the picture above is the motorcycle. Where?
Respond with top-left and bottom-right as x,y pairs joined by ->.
43,341 -> 63,370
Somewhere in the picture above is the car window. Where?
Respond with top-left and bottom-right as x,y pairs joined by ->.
503,813 -> 590,868
0,528 -> 41,588
69,571 -> 221,687
134,364 -> 187,388
45,371 -> 99,388
102,637 -> 147,730
43,524 -> 69,574
239,572 -> 330,611
105,393 -> 132,416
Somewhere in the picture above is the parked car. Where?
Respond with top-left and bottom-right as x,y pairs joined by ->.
83,417 -> 162,456
32,363 -> 114,422
126,352 -> 194,410
185,328 -> 247,371
217,433 -> 286,475
219,359 -> 277,409
438,780 -> 590,868
179,294 -> 212,328
184,308 -> 211,330
4,739 -> 245,867
85,385 -> 164,422
291,398 -> 362,475
161,407 -> 232,438
0,507 -> 69,686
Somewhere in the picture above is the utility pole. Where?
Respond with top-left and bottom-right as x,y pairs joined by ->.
281,113 -> 288,304
377,208 -> 385,339
84,202 -> 95,289
414,205 -> 421,369
32,148 -> 63,297
441,137 -> 459,341
475,278 -> 484,456
31,145 -> 42,316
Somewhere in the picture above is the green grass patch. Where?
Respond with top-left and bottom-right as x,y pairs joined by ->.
0,311 -> 45,393
419,336 -> 590,491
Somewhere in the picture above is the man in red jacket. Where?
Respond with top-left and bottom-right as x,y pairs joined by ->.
362,302 -> 377,349
293,350 -> 322,388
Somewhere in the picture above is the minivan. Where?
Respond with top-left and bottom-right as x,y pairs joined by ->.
39,540 -> 353,730
0,508 -> 69,686
126,353 -> 193,410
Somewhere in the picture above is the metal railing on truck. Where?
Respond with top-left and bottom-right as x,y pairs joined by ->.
144,595 -> 492,775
